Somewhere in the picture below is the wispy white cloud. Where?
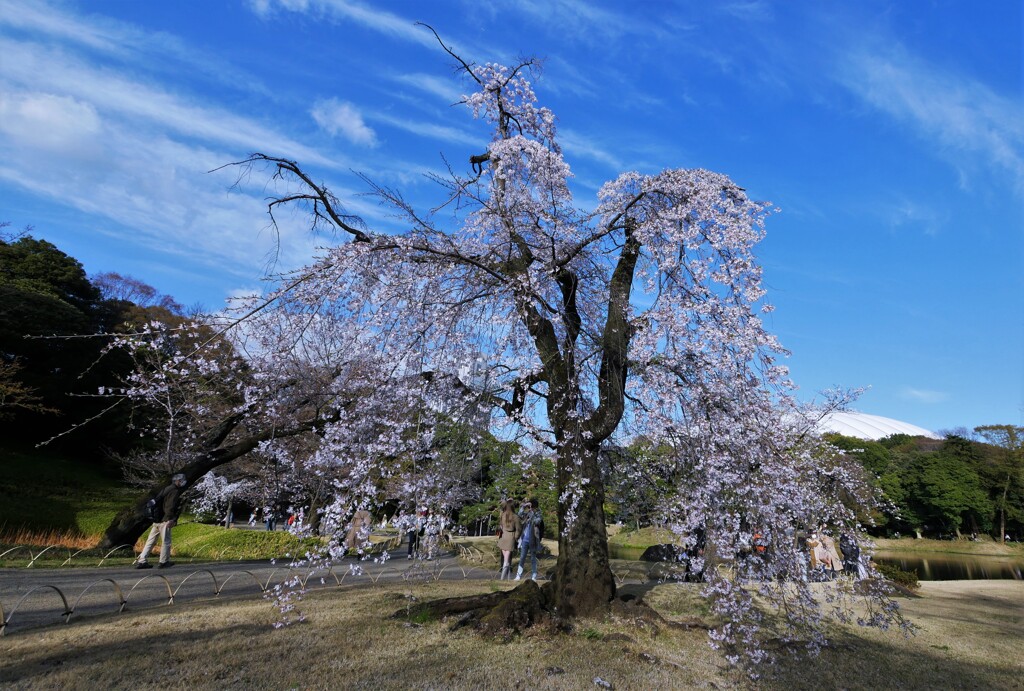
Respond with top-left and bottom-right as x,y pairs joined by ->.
900,387 -> 950,404
0,2 -> 444,298
881,197 -> 948,237
537,55 -> 599,99
0,26 -> 339,298
371,112 -> 477,147
311,99 -> 377,147
558,128 -> 622,171
391,73 -> 465,104
0,38 -> 338,168
720,1 -> 775,22
510,0 -> 657,44
838,45 -> 1024,194
0,0 -> 273,96
0,92 -> 102,155
248,0 -> 437,48
0,0 -> 125,54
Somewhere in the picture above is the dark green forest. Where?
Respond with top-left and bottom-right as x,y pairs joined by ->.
2,229 -> 1022,542
0,226 -> 185,460
826,429 -> 1023,541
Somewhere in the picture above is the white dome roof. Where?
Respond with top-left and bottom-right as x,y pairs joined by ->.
816,411 -> 940,441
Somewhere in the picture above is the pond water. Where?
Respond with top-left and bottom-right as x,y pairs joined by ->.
870,552 -> 1023,581
608,544 -> 648,561
609,543 -> 1024,581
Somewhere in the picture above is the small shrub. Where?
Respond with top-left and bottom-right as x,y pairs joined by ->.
875,562 -> 920,590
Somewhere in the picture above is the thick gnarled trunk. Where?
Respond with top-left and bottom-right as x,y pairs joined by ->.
551,441 -> 615,618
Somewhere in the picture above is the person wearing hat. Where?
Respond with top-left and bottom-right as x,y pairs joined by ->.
135,473 -> 188,569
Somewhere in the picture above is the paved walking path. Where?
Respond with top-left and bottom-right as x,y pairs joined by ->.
0,552 -> 500,636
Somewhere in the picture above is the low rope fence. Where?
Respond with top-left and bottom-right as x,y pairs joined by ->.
1,543 -> 140,569
0,553 -> 521,637
1,535 -> 656,637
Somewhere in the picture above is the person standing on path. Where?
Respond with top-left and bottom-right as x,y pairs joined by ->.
515,499 -> 543,581
496,500 -> 522,579
406,508 -> 424,559
346,508 -> 374,555
135,473 -> 188,569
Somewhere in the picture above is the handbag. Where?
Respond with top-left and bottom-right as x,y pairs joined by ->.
497,527 -> 503,538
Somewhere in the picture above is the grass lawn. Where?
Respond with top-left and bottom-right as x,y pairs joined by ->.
873,536 -> 1024,557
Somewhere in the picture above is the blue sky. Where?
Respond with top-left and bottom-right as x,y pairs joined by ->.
1,0 -> 1021,434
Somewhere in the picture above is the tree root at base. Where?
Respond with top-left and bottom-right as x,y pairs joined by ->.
391,580 -> 709,639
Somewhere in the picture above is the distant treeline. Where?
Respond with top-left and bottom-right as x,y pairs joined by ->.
827,431 -> 1023,541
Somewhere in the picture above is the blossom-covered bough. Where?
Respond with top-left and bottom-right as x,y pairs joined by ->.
104,33 -> 911,669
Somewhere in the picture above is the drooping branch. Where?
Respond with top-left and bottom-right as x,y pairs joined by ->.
218,154 -> 372,242
554,191 -> 646,270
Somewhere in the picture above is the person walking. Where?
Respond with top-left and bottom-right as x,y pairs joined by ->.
496,500 -> 522,580
135,473 -> 188,569
407,508 -> 426,559
515,498 -> 543,581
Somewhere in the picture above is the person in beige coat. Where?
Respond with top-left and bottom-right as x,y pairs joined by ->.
820,531 -> 844,577
496,500 -> 522,580
807,528 -> 844,579
346,508 -> 373,554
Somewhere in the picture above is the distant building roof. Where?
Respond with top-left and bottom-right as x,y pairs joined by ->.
816,411 -> 941,441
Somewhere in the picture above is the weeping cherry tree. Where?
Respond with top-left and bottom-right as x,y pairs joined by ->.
208,37 -> 907,665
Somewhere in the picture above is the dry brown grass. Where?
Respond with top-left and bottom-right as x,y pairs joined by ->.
0,527 -> 96,551
761,580 -> 1024,690
0,580 -> 736,690
0,579 -> 1021,690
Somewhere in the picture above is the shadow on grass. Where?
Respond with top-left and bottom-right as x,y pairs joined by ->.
0,621 -> 267,685
760,629 -> 1021,690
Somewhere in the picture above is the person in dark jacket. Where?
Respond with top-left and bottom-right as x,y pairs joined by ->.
135,473 -> 187,569
515,499 -> 544,581
839,533 -> 861,577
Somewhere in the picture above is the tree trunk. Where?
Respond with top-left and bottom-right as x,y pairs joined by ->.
1000,474 -> 1010,544
551,442 -> 615,618
100,498 -> 163,552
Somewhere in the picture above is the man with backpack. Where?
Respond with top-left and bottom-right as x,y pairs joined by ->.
135,473 -> 188,569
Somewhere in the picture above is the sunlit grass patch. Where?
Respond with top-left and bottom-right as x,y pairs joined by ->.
607,525 -> 677,549
167,523 -> 321,561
